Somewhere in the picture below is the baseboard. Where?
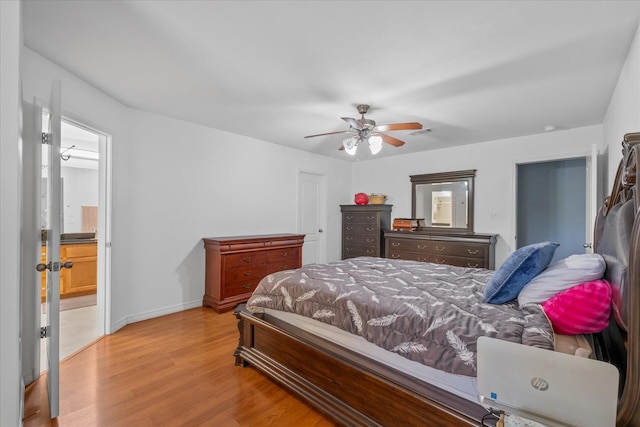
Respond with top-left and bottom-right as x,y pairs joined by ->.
110,299 -> 202,333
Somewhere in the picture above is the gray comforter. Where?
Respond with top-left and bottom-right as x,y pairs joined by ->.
246,257 -> 554,377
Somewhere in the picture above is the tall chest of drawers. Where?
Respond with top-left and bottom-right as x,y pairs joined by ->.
203,234 -> 305,313
341,204 -> 392,259
384,230 -> 497,269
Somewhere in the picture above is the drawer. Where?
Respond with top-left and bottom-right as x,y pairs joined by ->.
387,251 -> 429,263
343,245 -> 378,259
430,241 -> 486,259
225,279 -> 261,298
62,243 -> 97,258
224,265 -> 267,284
266,259 -> 299,274
343,234 -> 378,247
265,247 -> 300,263
431,254 -> 484,269
387,238 -> 429,254
343,223 -> 379,235
343,213 -> 379,225
224,251 -> 267,268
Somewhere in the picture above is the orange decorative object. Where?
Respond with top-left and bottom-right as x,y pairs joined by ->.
354,193 -> 369,205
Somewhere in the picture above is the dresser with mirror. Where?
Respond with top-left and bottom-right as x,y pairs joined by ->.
384,170 -> 497,269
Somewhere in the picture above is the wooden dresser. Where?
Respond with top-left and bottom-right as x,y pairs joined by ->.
384,230 -> 497,269
341,204 -> 392,260
203,234 -> 305,313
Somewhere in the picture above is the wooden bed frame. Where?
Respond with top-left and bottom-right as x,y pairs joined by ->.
234,132 -> 640,427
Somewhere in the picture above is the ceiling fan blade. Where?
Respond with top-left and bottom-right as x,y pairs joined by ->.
304,130 -> 351,138
374,122 -> 423,132
341,117 -> 363,130
379,133 -> 405,147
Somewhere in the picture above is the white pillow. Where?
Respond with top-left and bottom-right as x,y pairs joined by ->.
517,253 -> 606,306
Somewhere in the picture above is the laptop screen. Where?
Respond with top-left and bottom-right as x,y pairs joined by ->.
477,337 -> 619,427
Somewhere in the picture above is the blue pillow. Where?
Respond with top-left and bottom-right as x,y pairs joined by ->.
483,241 -> 559,304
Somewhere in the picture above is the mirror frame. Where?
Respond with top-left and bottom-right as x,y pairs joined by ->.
410,169 -> 476,233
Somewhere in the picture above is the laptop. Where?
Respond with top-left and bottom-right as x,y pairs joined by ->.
477,336 -> 619,427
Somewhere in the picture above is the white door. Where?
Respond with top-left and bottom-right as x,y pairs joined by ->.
40,80 -> 62,418
20,100 -> 43,386
298,171 -> 326,265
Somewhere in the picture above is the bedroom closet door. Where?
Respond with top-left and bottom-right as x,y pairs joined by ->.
298,170 -> 326,265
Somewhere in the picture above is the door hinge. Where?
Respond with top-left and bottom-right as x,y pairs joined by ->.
40,326 -> 50,338
42,132 -> 51,144
41,229 -> 48,242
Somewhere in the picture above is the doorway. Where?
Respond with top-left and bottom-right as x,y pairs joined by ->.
39,116 -> 109,371
516,157 -> 588,262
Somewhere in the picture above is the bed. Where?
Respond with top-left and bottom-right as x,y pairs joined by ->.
234,132 -> 640,427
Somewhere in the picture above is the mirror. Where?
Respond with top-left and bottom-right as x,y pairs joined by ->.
411,170 -> 475,233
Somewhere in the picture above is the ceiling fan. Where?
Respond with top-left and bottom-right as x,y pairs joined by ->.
304,104 -> 423,155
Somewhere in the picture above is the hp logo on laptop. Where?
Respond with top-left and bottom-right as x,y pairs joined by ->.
531,377 -> 549,391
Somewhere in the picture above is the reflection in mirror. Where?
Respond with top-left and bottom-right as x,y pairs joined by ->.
411,170 -> 475,233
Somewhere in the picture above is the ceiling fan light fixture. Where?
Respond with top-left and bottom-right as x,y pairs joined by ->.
368,135 -> 383,155
343,136 -> 358,155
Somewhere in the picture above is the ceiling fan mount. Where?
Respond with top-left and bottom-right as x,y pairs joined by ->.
304,104 -> 423,155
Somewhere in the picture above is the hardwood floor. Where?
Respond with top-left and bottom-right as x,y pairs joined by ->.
24,307 -> 337,426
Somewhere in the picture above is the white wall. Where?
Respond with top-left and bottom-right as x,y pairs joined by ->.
604,22 -> 640,188
1,1 -> 23,425
21,48 -> 351,331
351,125 -> 602,266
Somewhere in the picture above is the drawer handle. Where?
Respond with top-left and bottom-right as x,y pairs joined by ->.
347,226 -> 354,231
280,252 -> 288,257
346,215 -> 353,220
346,237 -> 354,241
366,249 -> 375,254
391,254 -> 400,259
366,238 -> 375,243
435,246 -> 445,252
467,263 -> 479,268
280,265 -> 288,269
434,258 -> 446,264
417,244 -> 428,250
366,227 -> 374,232
243,257 -> 252,262
419,257 -> 428,262
242,284 -> 252,290
392,242 -> 401,247
367,216 -> 375,219
467,249 -> 479,255
243,271 -> 251,277
346,248 -> 353,252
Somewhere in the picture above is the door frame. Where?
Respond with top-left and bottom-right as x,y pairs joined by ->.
511,145 -> 599,253
61,116 -> 113,335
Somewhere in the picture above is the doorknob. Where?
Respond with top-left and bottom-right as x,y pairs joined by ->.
36,260 -> 73,272
583,243 -> 593,249
318,229 -> 324,233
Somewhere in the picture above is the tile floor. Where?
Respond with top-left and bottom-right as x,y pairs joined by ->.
40,301 -> 99,373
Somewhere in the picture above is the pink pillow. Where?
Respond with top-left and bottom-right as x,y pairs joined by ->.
541,280 -> 611,335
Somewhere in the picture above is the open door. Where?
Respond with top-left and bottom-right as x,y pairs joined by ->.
38,80 -> 63,419
584,144 -> 599,253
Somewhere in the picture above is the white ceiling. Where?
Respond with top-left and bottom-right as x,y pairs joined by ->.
23,1 -> 640,161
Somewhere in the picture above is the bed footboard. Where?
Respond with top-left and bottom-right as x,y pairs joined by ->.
233,304 -> 492,427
